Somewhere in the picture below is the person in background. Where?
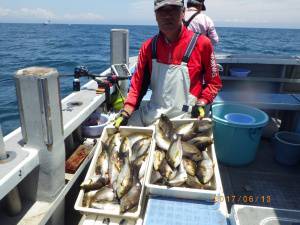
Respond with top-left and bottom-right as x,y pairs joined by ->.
184,0 -> 219,45
114,0 -> 222,128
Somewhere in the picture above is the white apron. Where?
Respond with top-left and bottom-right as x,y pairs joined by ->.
128,33 -> 200,126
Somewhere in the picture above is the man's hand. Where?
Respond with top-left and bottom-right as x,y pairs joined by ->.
114,115 -> 128,128
191,101 -> 206,119
113,110 -> 130,128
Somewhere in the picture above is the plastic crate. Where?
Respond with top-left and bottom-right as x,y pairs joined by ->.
75,125 -> 155,219
230,205 -> 300,225
145,119 -> 221,202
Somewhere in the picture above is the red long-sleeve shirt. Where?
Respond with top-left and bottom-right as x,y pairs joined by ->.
125,26 -> 222,112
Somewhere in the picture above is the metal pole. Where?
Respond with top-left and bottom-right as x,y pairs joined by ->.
0,124 -> 7,160
111,29 -> 129,98
110,29 -> 129,66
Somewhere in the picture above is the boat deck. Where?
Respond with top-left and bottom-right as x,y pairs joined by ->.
220,138 -> 300,212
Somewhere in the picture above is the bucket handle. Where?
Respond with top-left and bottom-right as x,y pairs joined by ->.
249,128 -> 261,141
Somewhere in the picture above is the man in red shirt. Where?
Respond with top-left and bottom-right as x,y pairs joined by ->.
115,0 -> 222,127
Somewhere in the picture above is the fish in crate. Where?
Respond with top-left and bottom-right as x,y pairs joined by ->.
152,114 -> 215,190
80,130 -> 152,214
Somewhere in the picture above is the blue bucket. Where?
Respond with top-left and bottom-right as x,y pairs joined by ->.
212,103 -> 269,166
274,131 -> 300,166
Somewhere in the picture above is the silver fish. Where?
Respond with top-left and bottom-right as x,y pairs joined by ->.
181,132 -> 198,142
83,186 -> 115,207
93,186 -> 115,203
95,142 -> 109,178
191,151 -> 203,161
151,170 -> 163,184
131,137 -> 151,162
197,151 -> 214,184
120,136 -> 132,159
159,159 -> 177,180
182,158 -> 197,176
138,155 -> 148,180
166,136 -> 183,169
127,133 -> 150,146
119,181 -> 141,214
186,175 -> 204,189
167,162 -> 187,187
182,141 -> 201,154
155,123 -> 171,151
108,160 -> 121,188
196,119 -> 213,133
158,114 -> 177,141
110,162 -> 122,192
187,136 -> 213,150
183,151 -> 203,162
108,132 -> 122,154
203,182 -> 214,190
153,149 -> 165,171
105,133 -> 116,146
175,122 -> 195,135
175,121 -> 199,141
116,158 -> 133,199
80,175 -> 109,192
83,190 -> 96,207
133,152 -> 148,171
108,133 -> 123,190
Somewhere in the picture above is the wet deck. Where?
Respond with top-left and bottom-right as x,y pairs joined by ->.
220,138 -> 300,212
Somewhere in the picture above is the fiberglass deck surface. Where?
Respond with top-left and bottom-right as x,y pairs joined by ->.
219,139 -> 300,212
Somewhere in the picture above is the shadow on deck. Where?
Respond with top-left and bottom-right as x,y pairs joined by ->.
219,138 -> 300,212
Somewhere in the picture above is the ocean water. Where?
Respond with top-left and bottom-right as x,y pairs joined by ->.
0,23 -> 300,135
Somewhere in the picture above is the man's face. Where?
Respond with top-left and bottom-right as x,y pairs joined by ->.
155,5 -> 184,33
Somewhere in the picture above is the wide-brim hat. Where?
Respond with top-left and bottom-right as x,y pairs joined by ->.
154,0 -> 184,11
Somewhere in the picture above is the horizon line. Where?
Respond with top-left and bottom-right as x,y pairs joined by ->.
0,22 -> 299,30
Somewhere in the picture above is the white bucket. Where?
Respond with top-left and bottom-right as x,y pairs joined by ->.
81,112 -> 109,138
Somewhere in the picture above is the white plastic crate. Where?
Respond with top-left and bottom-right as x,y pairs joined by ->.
75,125 -> 155,219
145,119 -> 221,202
230,204 -> 300,225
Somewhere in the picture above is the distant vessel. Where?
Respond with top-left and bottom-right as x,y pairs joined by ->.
43,19 -> 51,25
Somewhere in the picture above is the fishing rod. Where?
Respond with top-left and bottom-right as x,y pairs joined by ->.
59,65 -> 131,91
66,65 -> 132,111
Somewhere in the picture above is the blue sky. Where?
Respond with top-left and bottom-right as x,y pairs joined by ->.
0,0 -> 299,28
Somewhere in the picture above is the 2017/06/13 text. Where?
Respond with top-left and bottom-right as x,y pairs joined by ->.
213,195 -> 271,204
